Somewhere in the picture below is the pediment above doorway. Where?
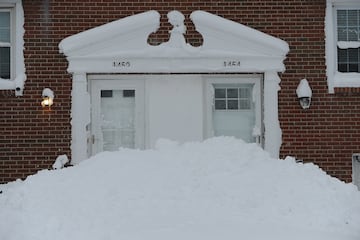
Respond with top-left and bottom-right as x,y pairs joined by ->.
59,10 -> 289,73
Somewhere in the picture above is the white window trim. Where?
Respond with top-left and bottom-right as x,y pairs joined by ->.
0,0 -> 25,96
325,0 -> 360,93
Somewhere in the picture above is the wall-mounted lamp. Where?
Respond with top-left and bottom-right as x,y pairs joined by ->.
41,88 -> 54,108
296,79 -> 312,109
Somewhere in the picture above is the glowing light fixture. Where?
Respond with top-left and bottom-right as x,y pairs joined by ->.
41,88 -> 54,108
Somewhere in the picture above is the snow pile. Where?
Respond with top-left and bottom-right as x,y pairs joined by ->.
1,137 -> 360,240
52,154 -> 69,170
296,78 -> 312,98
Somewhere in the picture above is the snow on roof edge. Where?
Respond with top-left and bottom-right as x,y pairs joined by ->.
59,10 -> 161,55
190,10 -> 289,55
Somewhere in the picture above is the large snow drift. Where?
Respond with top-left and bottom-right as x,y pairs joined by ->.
0,137 -> 360,240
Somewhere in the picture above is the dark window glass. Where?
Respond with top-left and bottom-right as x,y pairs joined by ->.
0,47 -> 10,79
240,100 -> 251,109
337,48 -> 360,73
227,88 -> 238,98
338,64 -> 348,72
227,100 -> 238,109
215,88 -> 226,98
215,100 -> 226,110
101,90 -> 113,98
123,90 -> 135,97
349,64 -> 359,72
0,12 -> 10,43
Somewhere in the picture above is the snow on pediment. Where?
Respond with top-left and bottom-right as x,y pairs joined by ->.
191,11 -> 289,57
59,10 -> 161,57
59,10 -> 289,73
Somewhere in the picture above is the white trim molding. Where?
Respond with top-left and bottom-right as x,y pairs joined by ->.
71,73 -> 90,164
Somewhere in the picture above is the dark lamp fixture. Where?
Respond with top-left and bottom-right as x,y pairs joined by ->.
296,79 -> 312,110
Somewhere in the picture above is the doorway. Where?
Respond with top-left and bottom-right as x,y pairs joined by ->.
89,74 -> 263,155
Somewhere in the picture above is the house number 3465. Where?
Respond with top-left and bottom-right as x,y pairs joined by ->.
112,61 -> 131,67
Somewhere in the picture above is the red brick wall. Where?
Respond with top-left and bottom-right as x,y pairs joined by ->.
1,0 -> 357,183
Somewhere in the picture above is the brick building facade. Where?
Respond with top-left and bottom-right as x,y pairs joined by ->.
1,0 -> 360,184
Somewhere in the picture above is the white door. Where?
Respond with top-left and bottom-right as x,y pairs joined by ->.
90,78 -> 145,155
205,75 -> 263,144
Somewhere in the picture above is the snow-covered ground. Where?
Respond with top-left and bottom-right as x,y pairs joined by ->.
1,137 -> 360,240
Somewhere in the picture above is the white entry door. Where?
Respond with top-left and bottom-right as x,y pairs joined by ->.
90,78 -> 145,155
205,75 -> 263,144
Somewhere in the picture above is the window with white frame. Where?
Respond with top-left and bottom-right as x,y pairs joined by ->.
325,1 -> 360,93
0,10 -> 11,79
0,0 -> 25,96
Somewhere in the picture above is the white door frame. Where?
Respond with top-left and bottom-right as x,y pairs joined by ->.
203,74 -> 263,145
89,75 -> 145,154
70,72 -> 281,162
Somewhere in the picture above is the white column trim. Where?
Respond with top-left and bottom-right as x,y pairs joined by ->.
263,72 -> 282,158
71,72 -> 90,164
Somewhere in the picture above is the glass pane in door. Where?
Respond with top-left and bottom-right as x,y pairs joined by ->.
213,83 -> 256,143
100,89 -> 135,150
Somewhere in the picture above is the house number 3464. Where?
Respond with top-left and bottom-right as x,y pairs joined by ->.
112,61 -> 131,67
223,61 -> 241,67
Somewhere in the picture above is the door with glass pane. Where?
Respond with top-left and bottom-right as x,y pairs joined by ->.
90,79 -> 144,155
206,76 -> 262,144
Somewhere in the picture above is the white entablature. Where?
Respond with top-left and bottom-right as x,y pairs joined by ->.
59,10 -> 289,73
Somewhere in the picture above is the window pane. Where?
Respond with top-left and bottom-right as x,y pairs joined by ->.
349,48 -> 359,62
348,27 -> 358,41
0,47 -> 10,79
240,99 -> 251,110
338,63 -> 348,72
337,10 -> 360,41
215,88 -> 225,98
349,64 -> 359,72
0,12 -> 10,43
337,28 -> 348,41
337,27 -> 347,41
337,10 -> 347,26
123,90 -> 135,97
215,100 -> 226,110
239,88 -> 250,98
348,10 -> 358,26
337,48 -> 360,73
338,48 -> 348,62
227,100 -> 238,109
227,88 -> 238,98
101,90 -> 113,98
